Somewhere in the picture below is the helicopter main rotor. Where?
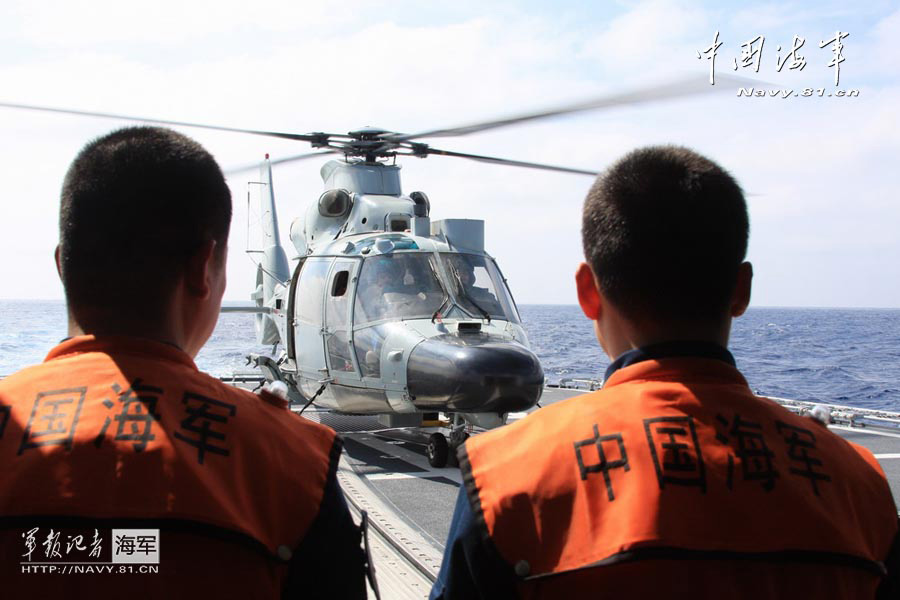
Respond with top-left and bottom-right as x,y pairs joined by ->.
0,74 -> 751,176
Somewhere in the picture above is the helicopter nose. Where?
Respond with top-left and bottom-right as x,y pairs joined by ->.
407,333 -> 543,413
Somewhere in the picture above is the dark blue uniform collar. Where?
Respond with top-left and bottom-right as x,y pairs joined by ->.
604,340 -> 735,383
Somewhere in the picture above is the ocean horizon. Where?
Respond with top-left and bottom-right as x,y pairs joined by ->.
2,300 -> 897,412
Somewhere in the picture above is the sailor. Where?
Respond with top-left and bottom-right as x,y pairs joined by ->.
431,146 -> 899,599
0,127 -> 366,598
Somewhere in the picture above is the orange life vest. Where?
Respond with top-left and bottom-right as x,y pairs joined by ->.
461,357 -> 898,599
0,335 -> 339,597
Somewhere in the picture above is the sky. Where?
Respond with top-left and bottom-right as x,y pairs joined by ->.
1,0 -> 898,308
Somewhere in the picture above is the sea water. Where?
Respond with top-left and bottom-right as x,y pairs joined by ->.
1,301 -> 897,411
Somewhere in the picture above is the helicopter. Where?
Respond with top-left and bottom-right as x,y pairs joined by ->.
0,76 -> 731,466
239,145 -> 547,469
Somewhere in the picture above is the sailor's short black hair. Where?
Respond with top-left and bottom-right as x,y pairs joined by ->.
581,145 -> 748,323
59,126 -> 231,318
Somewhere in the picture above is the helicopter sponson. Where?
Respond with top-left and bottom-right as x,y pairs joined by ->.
250,157 -> 544,423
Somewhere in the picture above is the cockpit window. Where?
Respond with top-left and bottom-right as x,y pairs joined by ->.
354,254 -> 445,324
352,252 -> 521,325
440,253 -> 520,323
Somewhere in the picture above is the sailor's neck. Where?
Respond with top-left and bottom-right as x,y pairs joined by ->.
598,315 -> 732,361
67,311 -> 185,353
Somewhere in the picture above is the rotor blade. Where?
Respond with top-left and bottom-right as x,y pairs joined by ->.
224,150 -> 339,175
426,147 -> 598,176
0,100 -> 326,142
391,75 -> 748,142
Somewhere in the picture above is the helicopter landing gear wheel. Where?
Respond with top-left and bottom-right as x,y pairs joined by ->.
427,433 -> 449,468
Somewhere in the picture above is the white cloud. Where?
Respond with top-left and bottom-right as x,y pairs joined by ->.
579,0 -> 710,79
5,0 -> 355,46
0,1 -> 898,308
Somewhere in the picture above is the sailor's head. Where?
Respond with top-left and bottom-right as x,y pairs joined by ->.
58,126 -> 232,354
578,145 -> 751,339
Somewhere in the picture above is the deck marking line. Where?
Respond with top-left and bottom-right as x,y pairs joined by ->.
348,433 -> 464,484
365,472 -> 460,484
365,473 -> 421,481
830,425 -> 900,440
873,453 -> 900,459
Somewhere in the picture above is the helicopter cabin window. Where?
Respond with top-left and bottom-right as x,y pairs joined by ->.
332,270 -> 349,297
354,253 -> 444,325
440,253 -> 520,323
295,258 -> 331,324
326,269 -> 352,329
354,325 -> 387,378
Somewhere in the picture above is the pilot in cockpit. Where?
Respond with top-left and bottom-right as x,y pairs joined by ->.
360,254 -> 447,322
361,259 -> 404,321
449,255 -> 503,315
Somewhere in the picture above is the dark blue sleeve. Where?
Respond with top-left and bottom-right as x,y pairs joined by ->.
430,486 -> 517,600
878,521 -> 900,600
283,439 -> 367,599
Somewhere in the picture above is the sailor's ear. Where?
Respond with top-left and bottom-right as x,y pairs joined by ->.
730,261 -> 753,317
576,262 -> 602,321
54,245 -> 62,280
184,240 -> 218,299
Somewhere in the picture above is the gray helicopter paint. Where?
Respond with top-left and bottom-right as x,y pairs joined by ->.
431,219 -> 484,253
378,322 -> 426,413
253,159 -> 290,345
293,257 -> 331,383
287,239 -> 527,414
412,216 -> 430,237
290,160 -> 442,258
321,159 -> 402,196
316,230 -> 448,255
291,318 -> 526,415
252,157 -> 543,420
324,258 -> 363,385
290,194 -> 422,257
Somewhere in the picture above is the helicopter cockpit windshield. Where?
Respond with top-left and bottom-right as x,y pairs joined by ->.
440,253 -> 520,324
353,252 -> 520,326
354,254 -> 445,324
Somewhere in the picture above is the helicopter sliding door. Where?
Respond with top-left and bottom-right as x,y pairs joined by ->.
293,257 -> 331,387
324,259 -> 362,383
285,257 -> 307,362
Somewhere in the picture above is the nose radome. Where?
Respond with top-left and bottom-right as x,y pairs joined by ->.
406,333 -> 543,413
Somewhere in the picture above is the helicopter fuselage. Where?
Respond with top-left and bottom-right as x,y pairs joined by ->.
273,230 -> 543,419
247,157 -> 543,424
